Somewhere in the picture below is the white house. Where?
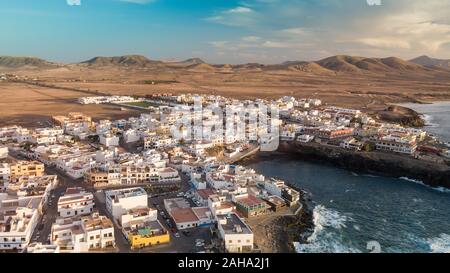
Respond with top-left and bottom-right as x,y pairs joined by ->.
216,213 -> 254,253
105,187 -> 148,220
0,146 -> 8,159
0,197 -> 41,251
123,129 -> 140,143
100,134 -> 120,147
57,187 -> 95,218
51,213 -> 115,252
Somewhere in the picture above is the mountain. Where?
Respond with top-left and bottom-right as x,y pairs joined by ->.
187,63 -> 217,72
2,54 -> 450,77
315,55 -> 430,74
164,58 -> 205,68
0,56 -> 57,68
284,61 -> 335,75
410,55 -> 450,69
182,58 -> 205,65
80,55 -> 161,67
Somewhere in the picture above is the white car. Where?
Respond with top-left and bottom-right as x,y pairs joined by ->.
174,233 -> 180,238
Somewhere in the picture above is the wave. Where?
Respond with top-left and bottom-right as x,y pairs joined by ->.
427,234 -> 450,253
399,177 -> 450,194
294,205 -> 360,253
361,174 -> 379,178
422,114 -> 439,128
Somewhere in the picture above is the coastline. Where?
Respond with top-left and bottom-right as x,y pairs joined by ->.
238,155 -> 315,253
243,141 -> 450,189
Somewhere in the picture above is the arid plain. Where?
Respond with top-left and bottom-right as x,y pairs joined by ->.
1,54 -> 450,127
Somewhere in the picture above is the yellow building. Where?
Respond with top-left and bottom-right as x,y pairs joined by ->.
125,220 -> 170,250
10,161 -> 45,178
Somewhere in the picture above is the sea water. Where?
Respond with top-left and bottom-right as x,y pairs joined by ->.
248,102 -> 450,253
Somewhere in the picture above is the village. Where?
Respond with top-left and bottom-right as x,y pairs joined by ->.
1,93 -> 449,253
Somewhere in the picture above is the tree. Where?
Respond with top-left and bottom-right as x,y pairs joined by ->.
363,141 -> 376,152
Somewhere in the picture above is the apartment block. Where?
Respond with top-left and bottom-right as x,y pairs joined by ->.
57,188 -> 95,218
9,161 -> 45,179
0,146 -> 8,159
217,213 -> 254,253
105,187 -> 148,220
51,213 -> 115,252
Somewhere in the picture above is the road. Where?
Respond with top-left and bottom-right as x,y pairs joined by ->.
9,147 -> 213,253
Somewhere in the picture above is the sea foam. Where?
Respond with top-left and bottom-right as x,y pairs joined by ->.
428,234 -> 450,253
399,177 -> 450,194
294,205 -> 360,253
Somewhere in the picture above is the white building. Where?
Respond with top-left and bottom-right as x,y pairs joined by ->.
0,146 -> 8,159
120,207 -> 158,229
123,129 -> 140,143
26,243 -> 60,253
0,197 -> 41,251
0,163 -> 10,184
100,134 -> 120,147
51,213 -> 115,252
105,187 -> 148,220
57,188 -> 95,218
297,134 -> 314,143
216,213 -> 254,253
376,135 -> 417,155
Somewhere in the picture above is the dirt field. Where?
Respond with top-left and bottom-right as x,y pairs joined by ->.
1,64 -> 449,127
0,82 -> 142,127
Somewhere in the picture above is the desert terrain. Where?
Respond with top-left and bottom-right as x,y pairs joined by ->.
1,54 -> 449,127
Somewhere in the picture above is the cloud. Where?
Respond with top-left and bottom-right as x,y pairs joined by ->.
241,36 -> 261,42
357,38 -> 411,49
205,0 -> 450,62
206,6 -> 258,27
228,7 -> 253,13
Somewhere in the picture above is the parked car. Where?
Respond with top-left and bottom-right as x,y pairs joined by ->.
174,233 -> 180,238
182,230 -> 191,237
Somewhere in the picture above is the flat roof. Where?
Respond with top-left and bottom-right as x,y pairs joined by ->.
217,213 -> 252,235
170,208 -> 199,224
235,194 -> 266,207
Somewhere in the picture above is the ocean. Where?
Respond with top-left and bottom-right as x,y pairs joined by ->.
248,102 -> 450,253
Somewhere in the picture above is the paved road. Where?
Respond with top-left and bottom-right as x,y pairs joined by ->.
9,147 -> 212,253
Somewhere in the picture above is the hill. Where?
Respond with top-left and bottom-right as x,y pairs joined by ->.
410,55 -> 450,69
80,55 -> 161,67
0,56 -> 57,69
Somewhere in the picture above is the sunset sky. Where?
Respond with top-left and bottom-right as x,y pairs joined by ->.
1,0 -> 450,63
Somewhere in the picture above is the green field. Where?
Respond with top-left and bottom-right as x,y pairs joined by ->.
124,101 -> 156,108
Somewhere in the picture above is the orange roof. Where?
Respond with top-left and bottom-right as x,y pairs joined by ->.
197,189 -> 216,200
170,208 -> 199,224
236,195 -> 265,207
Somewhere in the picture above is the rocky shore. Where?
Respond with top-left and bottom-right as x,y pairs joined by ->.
277,141 -> 450,189
375,105 -> 426,128
240,156 -> 314,253
244,193 -> 314,253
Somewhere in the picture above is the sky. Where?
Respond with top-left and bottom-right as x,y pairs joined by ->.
1,0 -> 450,64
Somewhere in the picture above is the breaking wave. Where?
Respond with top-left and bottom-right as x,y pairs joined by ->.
399,177 -> 450,194
427,234 -> 450,253
294,205 -> 360,253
